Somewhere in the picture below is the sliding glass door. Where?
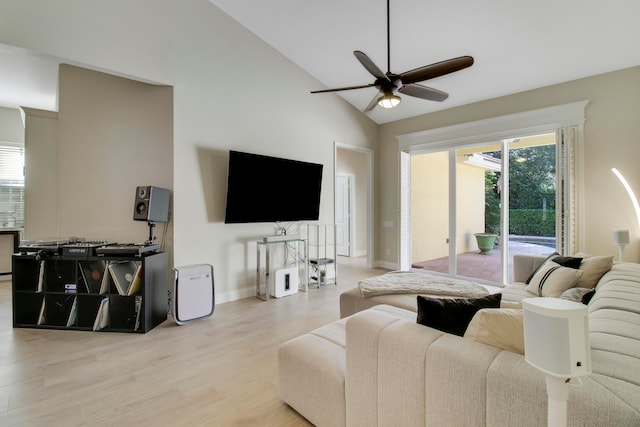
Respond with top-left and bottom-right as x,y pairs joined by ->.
455,144 -> 503,283
409,132 -> 559,284
505,134 -> 558,281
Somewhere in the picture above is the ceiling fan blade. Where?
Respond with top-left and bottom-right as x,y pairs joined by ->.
399,56 -> 474,85
311,83 -> 374,94
354,51 -> 389,81
363,92 -> 381,113
399,83 -> 448,102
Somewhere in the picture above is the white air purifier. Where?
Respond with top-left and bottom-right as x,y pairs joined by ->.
172,264 -> 215,325
271,266 -> 299,298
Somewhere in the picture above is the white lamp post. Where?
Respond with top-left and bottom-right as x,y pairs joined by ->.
613,229 -> 630,262
522,298 -> 591,427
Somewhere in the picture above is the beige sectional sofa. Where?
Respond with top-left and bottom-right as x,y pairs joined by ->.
278,255 -> 640,426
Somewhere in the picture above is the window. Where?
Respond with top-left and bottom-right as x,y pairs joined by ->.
0,142 -> 25,228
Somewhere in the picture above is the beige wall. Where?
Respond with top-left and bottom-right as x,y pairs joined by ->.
56,65 -> 173,252
410,151 -> 485,264
455,158 -> 486,254
336,148 -> 368,256
411,151 -> 448,262
0,0 -> 378,303
380,65 -> 640,266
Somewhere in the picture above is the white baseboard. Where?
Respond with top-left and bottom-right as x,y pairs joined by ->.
353,250 -> 367,258
215,285 -> 255,305
374,260 -> 399,270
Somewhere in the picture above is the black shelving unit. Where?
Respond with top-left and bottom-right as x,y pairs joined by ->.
12,251 -> 168,333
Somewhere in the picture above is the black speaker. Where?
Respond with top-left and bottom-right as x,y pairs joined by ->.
133,186 -> 170,222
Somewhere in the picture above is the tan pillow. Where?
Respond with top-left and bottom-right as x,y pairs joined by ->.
464,308 -> 524,354
525,261 -> 583,297
573,254 -> 613,289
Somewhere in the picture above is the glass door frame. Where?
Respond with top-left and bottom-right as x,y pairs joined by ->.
397,101 -> 587,284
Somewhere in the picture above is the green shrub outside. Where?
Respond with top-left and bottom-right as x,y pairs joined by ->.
508,209 -> 555,236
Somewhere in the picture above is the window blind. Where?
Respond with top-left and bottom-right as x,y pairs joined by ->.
0,142 -> 24,228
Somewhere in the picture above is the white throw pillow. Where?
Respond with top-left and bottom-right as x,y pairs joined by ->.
525,261 -> 583,297
464,308 -> 525,354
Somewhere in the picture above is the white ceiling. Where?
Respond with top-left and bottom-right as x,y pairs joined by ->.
1,1 -> 639,125
208,0 -> 640,124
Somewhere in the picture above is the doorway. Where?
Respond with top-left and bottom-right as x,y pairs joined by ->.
335,143 -> 373,268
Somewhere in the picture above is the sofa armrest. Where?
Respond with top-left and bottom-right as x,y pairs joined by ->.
512,253 -> 549,283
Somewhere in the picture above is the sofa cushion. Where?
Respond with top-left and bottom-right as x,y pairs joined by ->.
573,253 -> 614,289
525,261 -> 583,297
464,308 -> 525,354
416,293 -> 502,336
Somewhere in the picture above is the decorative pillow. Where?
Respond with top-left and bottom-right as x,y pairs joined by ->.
559,287 -> 594,304
572,254 -> 613,289
525,253 -> 583,284
525,252 -> 559,284
464,308 -> 524,354
416,293 -> 502,336
581,289 -> 596,304
525,261 -> 583,297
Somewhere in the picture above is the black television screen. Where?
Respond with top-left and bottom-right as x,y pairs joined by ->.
224,150 -> 323,224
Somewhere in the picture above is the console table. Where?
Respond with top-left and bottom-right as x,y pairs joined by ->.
256,237 -> 308,300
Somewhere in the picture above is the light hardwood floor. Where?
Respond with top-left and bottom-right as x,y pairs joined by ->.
0,257 -> 388,426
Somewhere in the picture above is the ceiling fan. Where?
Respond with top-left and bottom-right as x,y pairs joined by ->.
311,0 -> 474,112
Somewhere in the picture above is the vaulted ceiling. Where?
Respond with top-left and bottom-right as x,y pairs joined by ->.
1,1 -> 639,125
208,0 -> 640,124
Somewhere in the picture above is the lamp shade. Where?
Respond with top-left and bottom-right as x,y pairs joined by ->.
377,93 -> 400,109
613,229 -> 630,245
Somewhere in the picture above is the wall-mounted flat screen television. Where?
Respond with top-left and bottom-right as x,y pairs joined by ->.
224,150 -> 323,224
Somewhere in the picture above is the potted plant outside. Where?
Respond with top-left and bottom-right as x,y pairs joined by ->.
474,233 -> 498,254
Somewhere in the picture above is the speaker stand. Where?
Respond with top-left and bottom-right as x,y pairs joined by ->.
145,221 -> 157,246
546,375 -> 570,427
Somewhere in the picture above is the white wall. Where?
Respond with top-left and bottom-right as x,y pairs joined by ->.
0,107 -> 23,143
0,0 -> 378,302
380,66 -> 640,265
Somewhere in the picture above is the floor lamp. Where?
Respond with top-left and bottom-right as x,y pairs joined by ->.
522,298 -> 591,427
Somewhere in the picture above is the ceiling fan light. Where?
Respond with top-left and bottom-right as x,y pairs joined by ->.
378,93 -> 401,109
